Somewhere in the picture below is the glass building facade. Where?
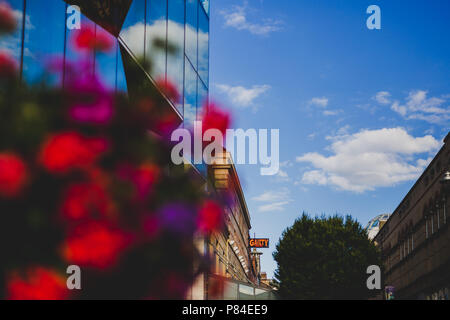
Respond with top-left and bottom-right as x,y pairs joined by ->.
2,0 -> 209,128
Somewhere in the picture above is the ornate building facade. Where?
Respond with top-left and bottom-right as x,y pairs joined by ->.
375,132 -> 450,300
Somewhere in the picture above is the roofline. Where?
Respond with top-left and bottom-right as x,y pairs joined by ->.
375,132 -> 449,241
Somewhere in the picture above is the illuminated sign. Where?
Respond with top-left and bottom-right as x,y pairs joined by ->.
249,238 -> 269,248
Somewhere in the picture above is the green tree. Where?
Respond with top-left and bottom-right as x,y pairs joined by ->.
273,213 -> 381,300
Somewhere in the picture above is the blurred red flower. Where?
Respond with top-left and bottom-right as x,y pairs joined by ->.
0,51 -> 17,77
62,221 -> 130,269
143,214 -> 160,239
73,26 -> 114,52
163,273 -> 189,299
118,163 -> 160,201
7,267 -> 69,300
67,75 -> 114,125
0,153 -> 27,197
40,132 -> 108,174
201,102 -> 231,137
197,200 -> 224,234
155,111 -> 181,137
61,183 -> 113,221
0,2 -> 16,34
133,164 -> 159,201
156,78 -> 180,104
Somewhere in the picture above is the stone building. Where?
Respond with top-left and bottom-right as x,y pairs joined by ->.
374,132 -> 450,300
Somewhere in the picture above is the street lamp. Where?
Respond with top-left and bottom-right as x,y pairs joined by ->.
440,171 -> 450,185
440,171 -> 450,225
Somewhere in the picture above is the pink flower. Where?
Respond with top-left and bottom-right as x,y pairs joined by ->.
40,132 -> 109,174
197,200 -> 224,234
201,102 -> 231,138
156,77 -> 180,104
67,75 -> 114,125
62,221 -> 131,269
0,51 -> 17,78
117,163 -> 160,201
7,267 -> 70,300
73,26 -> 114,53
0,152 -> 27,197
60,182 -> 114,221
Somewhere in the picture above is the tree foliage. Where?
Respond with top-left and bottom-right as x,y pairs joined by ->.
273,213 -> 381,300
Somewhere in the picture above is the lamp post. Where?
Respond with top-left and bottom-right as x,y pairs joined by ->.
440,171 -> 450,225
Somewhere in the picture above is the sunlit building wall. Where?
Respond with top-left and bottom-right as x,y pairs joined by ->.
375,133 -> 450,300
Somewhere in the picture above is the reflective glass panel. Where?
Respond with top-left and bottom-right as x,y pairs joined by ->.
185,0 -> 198,70
198,5 -> 209,86
184,57 -> 197,126
201,0 -> 209,16
65,13 -> 96,80
119,0 -> 146,60
167,0 -> 184,112
116,46 -> 128,93
23,0 -> 66,84
146,0 -> 167,80
0,0 -> 23,63
95,25 -> 118,90
197,78 -> 208,120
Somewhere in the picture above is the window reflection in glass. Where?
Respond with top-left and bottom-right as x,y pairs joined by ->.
201,0 -> 209,16
119,0 -> 146,60
65,14 -> 96,80
167,0 -> 184,113
116,46 -> 128,93
23,0 -> 65,84
198,6 -> 209,86
184,57 -> 197,127
197,79 -> 208,121
0,0 -> 23,63
95,25 -> 118,90
185,0 -> 198,70
146,0 -> 167,80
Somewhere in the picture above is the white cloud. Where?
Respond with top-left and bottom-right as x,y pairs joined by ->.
0,10 -> 33,60
374,91 -> 391,105
252,188 -> 292,212
309,97 -> 329,108
258,201 -> 291,213
274,161 -> 293,182
296,128 -> 440,193
221,4 -> 282,36
323,109 -> 342,116
120,18 -> 208,97
216,84 -> 270,108
390,90 -> 450,124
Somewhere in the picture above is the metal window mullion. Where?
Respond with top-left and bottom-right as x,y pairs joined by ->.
19,0 -> 27,83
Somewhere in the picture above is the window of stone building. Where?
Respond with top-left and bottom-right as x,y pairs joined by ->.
430,167 -> 435,180
408,236 -> 412,254
424,175 -> 429,187
444,199 -> 448,225
431,214 -> 434,234
400,243 -> 403,261
437,206 -> 440,229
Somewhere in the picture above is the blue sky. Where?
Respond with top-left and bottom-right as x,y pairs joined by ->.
209,0 -> 450,278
